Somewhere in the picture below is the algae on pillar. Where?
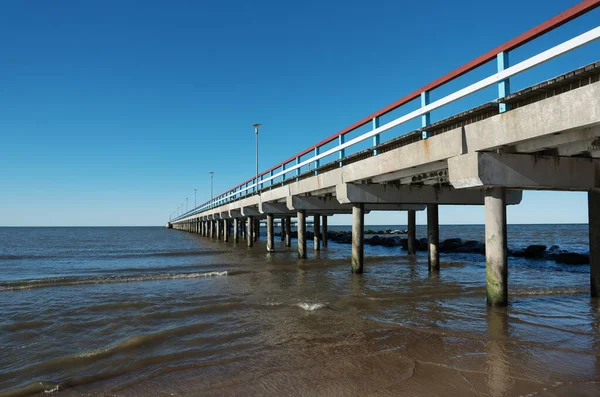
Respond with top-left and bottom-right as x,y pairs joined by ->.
313,215 -> 320,251
590,189 -> 600,297
266,214 -> 274,252
297,210 -> 306,259
285,216 -> 292,247
485,187 -> 508,306
352,204 -> 364,273
247,217 -> 254,247
322,215 -> 328,247
233,218 -> 239,242
407,210 -> 416,255
427,204 -> 440,272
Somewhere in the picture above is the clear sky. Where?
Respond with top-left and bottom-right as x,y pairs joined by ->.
1,0 -> 598,226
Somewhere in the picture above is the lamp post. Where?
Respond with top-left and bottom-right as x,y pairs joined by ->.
253,124 -> 261,194
194,188 -> 197,209
210,172 -> 214,208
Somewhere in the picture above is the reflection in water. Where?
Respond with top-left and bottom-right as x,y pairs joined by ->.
486,308 -> 510,397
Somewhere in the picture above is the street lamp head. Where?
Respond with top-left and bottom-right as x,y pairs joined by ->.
253,123 -> 262,134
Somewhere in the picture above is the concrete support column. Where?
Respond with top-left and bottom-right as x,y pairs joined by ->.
223,219 -> 229,242
485,187 -> 508,307
280,218 -> 285,241
247,217 -> 254,247
216,219 -> 221,240
313,215 -> 321,251
210,220 -> 214,238
322,215 -> 328,247
254,218 -> 260,241
242,219 -> 246,240
233,219 -> 239,242
427,204 -> 440,272
266,214 -> 274,252
407,210 -> 416,255
285,216 -> 292,247
590,189 -> 600,297
297,210 -> 306,259
352,204 -> 364,273
203,221 -> 207,237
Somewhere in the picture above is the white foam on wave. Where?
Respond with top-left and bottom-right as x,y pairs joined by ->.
296,302 -> 326,311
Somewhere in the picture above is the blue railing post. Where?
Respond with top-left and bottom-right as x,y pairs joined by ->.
338,134 -> 345,167
372,117 -> 380,155
282,163 -> 286,182
295,157 -> 300,181
269,170 -> 274,187
497,51 -> 510,113
314,147 -> 320,175
421,91 -> 431,139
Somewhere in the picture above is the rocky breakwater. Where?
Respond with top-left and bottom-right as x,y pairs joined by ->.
319,232 -> 590,266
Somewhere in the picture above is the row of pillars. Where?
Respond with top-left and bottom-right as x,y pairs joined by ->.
172,187 -> 600,307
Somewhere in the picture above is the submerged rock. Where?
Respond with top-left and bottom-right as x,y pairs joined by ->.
553,252 -> 589,265
439,238 -> 463,252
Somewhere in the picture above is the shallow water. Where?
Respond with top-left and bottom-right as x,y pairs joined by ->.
0,225 -> 598,397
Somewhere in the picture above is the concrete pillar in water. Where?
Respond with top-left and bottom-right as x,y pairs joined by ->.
285,216 -> 292,247
590,189 -> 600,297
247,217 -> 254,247
313,215 -> 321,251
297,210 -> 306,258
266,214 -> 274,252
223,219 -> 229,242
352,204 -> 364,273
254,218 -> 260,241
216,219 -> 221,240
210,220 -> 215,239
322,215 -> 328,247
280,218 -> 285,241
485,187 -> 508,307
407,210 -> 416,255
233,218 -> 239,242
427,204 -> 440,272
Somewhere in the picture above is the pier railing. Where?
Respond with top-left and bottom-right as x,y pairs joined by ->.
172,0 -> 600,222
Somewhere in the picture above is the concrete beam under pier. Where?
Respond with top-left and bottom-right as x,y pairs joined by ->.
449,152 -> 600,190
286,195 -> 425,212
336,183 -> 522,205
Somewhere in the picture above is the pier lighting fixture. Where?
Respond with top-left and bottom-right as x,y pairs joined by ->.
253,124 -> 261,194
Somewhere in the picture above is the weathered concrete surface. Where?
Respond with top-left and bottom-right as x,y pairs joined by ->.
287,195 -> 425,212
233,218 -> 239,242
352,204 -> 364,273
322,215 -> 328,247
267,214 -> 274,252
297,210 -> 306,259
449,152 -> 600,190
313,215 -> 320,251
285,216 -> 292,247
260,202 -> 293,215
407,210 -> 416,255
247,217 -> 254,247
427,205 -> 439,272
485,187 -> 508,307
590,189 -> 600,297
223,219 -> 229,242
336,183 -> 522,205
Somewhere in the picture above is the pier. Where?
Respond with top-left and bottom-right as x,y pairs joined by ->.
169,1 -> 600,306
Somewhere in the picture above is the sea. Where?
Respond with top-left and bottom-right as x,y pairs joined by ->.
0,224 -> 598,397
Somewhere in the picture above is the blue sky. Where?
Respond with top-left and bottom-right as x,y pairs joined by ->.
1,0 -> 598,226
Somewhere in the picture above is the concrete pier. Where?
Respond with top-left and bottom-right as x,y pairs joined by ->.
233,218 -> 239,242
590,189 -> 600,297
313,215 -> 320,251
427,204 -> 439,272
223,219 -> 229,242
297,210 -> 306,259
407,210 -> 416,255
210,220 -> 214,239
267,214 -> 274,252
216,219 -> 221,240
322,215 -> 328,247
247,217 -> 254,247
285,216 -> 292,247
352,204 -> 364,273
485,187 -> 508,306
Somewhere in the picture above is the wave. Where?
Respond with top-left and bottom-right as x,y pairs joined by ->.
296,302 -> 327,311
0,250 -> 221,261
0,271 -> 228,292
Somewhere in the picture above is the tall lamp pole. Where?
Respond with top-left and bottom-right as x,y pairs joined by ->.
253,124 -> 261,194
210,172 -> 214,208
